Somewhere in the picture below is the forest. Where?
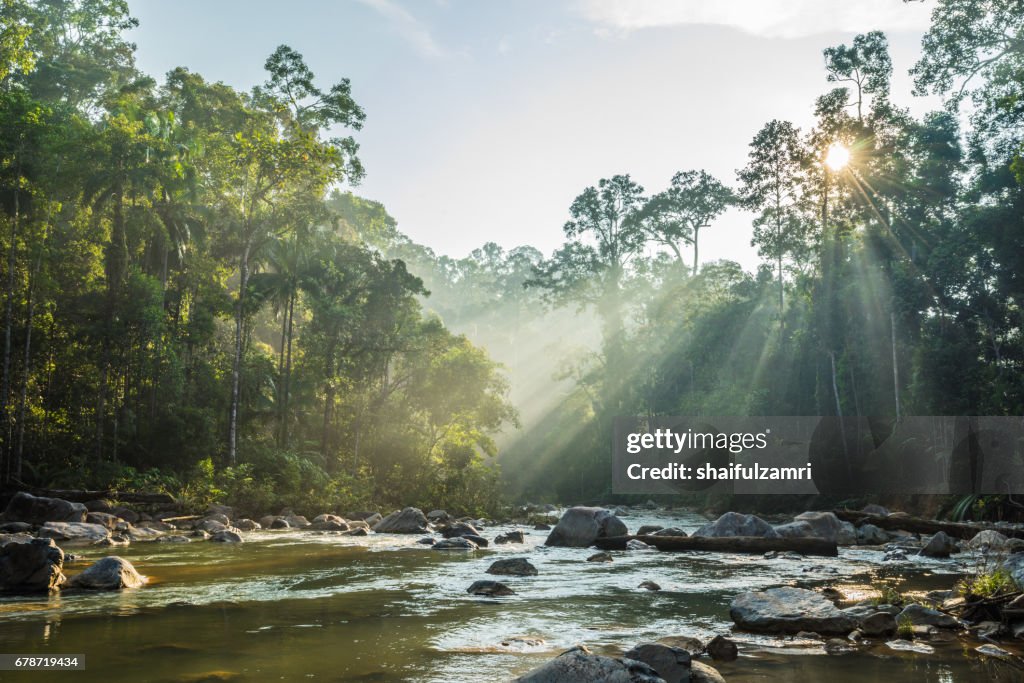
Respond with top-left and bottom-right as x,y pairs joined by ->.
0,0 -> 1022,518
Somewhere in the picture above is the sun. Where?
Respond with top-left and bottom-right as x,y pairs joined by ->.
824,143 -> 850,171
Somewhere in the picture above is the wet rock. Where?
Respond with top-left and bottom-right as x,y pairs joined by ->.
544,507 -> 628,547
502,636 -> 546,648
0,521 -> 32,533
282,514 -> 310,529
37,521 -> 111,545
824,638 -> 856,655
487,558 -> 538,576
533,523 -> 551,531
515,645 -> 667,683
373,507 -> 429,534
312,514 -> 345,525
270,518 -> 290,529
919,531 -> 956,558
693,512 -> 778,539
0,537 -> 65,592
137,520 -> 175,532
637,525 -> 664,536
427,509 -> 449,522
897,603 -> 958,629
2,491 -> 87,525
85,499 -> 114,512
843,602 -> 900,619
203,513 -> 231,526
432,537 -> 477,550
125,525 -> 164,542
885,639 -> 934,654
623,642 -> 690,683
730,586 -> 857,634
774,511 -> 856,545
883,548 -> 908,562
190,529 -> 210,540
234,519 -> 260,531
690,661 -> 725,683
860,504 -> 889,516
68,556 -> 143,589
857,611 -> 897,637
587,552 -> 613,562
85,512 -> 121,529
856,524 -> 889,545
258,515 -> 277,528
627,539 -> 651,550
705,635 -> 737,662
111,506 -> 139,524
417,536 -> 436,545
969,529 -> 1009,550
467,580 -> 515,597
197,518 -> 229,533
975,644 -> 1012,659
638,580 -> 661,591
309,520 -> 349,531
156,535 -> 190,543
210,530 -> 243,543
442,522 -> 480,538
463,534 -> 489,548
347,527 -> 368,537
495,530 -> 525,544
657,636 -> 704,655
651,527 -> 688,537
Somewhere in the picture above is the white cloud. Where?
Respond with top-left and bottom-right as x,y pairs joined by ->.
356,0 -> 446,57
575,0 -> 932,39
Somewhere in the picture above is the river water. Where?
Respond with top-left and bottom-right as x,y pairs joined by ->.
1,509 -> 1021,682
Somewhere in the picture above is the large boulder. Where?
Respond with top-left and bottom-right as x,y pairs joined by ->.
515,645 -> 666,683
67,556 -> 144,590
373,507 -> 429,534
0,537 -> 65,592
693,512 -> 778,539
897,603 -> 959,629
37,521 -> 111,545
689,662 -> 725,683
856,523 -> 889,545
495,530 -> 525,544
622,643 -> 691,683
544,507 -> 628,547
773,512 -> 855,545
467,580 -> 515,597
730,587 -> 856,634
432,537 -> 477,550
968,530 -> 1009,550
919,531 -> 957,558
85,511 -> 121,530
1002,552 -> 1024,588
3,491 -> 87,524
487,558 -> 538,576
441,521 -> 480,539
210,530 -> 243,543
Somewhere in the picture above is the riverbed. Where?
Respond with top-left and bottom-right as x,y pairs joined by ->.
1,509 -> 1021,682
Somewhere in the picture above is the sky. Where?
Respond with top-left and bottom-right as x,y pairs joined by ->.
127,0 -> 941,271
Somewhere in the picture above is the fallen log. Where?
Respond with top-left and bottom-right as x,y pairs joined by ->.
832,509 -> 1024,541
594,535 -> 838,557
10,482 -> 177,506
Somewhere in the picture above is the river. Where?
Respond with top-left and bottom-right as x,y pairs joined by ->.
1,509 -> 1021,682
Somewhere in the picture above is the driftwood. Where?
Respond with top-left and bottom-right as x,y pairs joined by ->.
594,534 -> 838,557
10,482 -> 176,506
833,509 -> 1024,541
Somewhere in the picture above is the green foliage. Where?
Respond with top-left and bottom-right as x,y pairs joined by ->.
961,568 -> 1018,598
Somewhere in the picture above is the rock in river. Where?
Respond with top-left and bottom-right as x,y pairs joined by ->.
495,530 -> 525,544
0,537 -> 65,592
587,552 -> 613,562
515,645 -> 666,683
3,491 -> 87,525
37,521 -> 111,545
210,530 -> 243,543
467,580 -> 515,597
433,537 -> 477,551
441,521 -> 480,538
693,511 -> 778,539
544,507 -> 628,547
897,603 -> 958,629
373,507 -> 429,534
67,556 -> 144,590
773,511 -> 856,545
730,586 -> 857,634
487,558 -> 538,576
622,643 -> 690,683
919,531 -> 956,558
705,635 -> 737,662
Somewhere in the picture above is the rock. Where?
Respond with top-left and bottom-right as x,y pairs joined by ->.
190,530 -> 210,540
463,534 -> 489,548
730,587 -> 857,634
897,604 -> 958,629
638,580 -> 661,591
110,506 -> 139,524
488,558 -> 538,576
883,549 -> 908,562
433,537 -> 477,550
270,518 -> 290,529
623,643 -> 690,683
706,635 -> 737,662
84,499 -> 114,512
417,536 -> 436,545
373,507 -> 429,534
312,513 -> 344,525
206,504 -> 234,518
533,523 -> 552,530
861,504 -> 889,516
259,515 -> 278,528
85,511 -> 121,529
126,525 -> 164,542
210,530 -> 243,543
657,636 -> 704,655
693,512 -> 778,539
856,523 -> 889,545
37,521 -> 111,545
442,521 -> 480,538
919,531 -> 957,558
968,529 -> 1009,550
637,525 -> 664,536
885,639 -> 934,654
774,511 -> 856,545
283,514 -> 310,529
0,521 -> 32,533
857,611 -> 897,637
156,535 -> 190,543
544,507 -> 628,547
824,638 -> 856,655
652,527 -> 688,537
137,520 -> 174,532
234,519 -> 260,531
467,580 -> 515,597
427,509 -> 449,521
975,644 -> 1012,659
587,552 -> 613,562
2,491 -> 87,524
495,530 -> 525,544
197,519 -> 229,533
689,661 -> 725,683
0,537 -> 65,592
515,645 -> 666,683
203,513 -> 231,526
67,556 -> 144,589
346,528 -> 368,536
627,540 -> 651,550
309,520 -> 349,531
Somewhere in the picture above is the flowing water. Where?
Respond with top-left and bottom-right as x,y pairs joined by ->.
1,509 -> 1022,682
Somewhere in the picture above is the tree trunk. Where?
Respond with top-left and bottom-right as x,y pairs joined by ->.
228,241 -> 251,465
14,248 -> 40,479
2,168 -> 19,479
281,288 -> 295,448
692,225 -> 700,274
833,509 -> 1024,541
891,311 -> 901,421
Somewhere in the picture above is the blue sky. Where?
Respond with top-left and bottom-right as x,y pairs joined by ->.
128,0 -> 940,270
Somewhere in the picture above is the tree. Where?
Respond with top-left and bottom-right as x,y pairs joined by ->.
823,30 -> 893,120
640,170 -> 733,273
